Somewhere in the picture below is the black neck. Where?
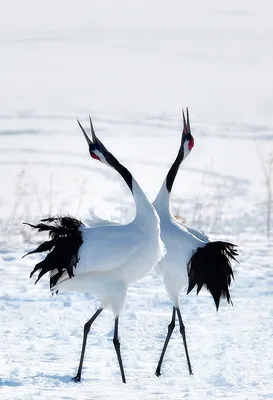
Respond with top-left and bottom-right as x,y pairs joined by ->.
104,151 -> 133,192
166,147 -> 184,192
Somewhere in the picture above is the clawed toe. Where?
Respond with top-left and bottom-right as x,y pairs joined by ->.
71,375 -> 81,383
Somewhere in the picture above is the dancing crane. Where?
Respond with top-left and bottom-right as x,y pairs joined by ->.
24,117 -> 165,383
152,109 -> 238,376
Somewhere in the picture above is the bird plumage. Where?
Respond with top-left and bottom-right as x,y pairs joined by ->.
187,240 -> 237,310
23,216 -> 83,286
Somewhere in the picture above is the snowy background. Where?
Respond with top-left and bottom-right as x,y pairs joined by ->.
1,1 -> 273,399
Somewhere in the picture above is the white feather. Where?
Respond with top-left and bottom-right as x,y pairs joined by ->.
53,176 -> 165,317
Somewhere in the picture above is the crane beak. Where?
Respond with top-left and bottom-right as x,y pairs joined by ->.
182,108 -> 191,135
77,120 -> 92,145
186,107 -> 191,132
89,116 -> 97,143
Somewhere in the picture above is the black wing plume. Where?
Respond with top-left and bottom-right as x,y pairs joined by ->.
187,241 -> 238,310
23,216 -> 84,288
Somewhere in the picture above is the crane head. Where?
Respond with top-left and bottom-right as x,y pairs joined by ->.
77,116 -> 133,192
77,117 -> 111,166
181,108 -> 194,160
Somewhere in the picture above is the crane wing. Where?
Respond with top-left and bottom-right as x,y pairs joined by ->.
76,224 -> 143,274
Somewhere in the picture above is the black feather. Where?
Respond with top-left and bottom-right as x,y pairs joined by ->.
187,241 -> 238,310
29,260 -> 45,279
23,216 -> 84,289
22,240 -> 55,258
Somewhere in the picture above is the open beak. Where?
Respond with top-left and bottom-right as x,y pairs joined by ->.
89,116 -> 97,143
77,120 -> 92,145
182,108 -> 191,135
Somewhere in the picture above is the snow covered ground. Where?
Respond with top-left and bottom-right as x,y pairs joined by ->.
1,1 -> 273,399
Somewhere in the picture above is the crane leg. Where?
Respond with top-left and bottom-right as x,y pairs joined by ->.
155,306 -> 176,376
176,307 -> 193,375
113,317 -> 126,383
71,308 -> 103,382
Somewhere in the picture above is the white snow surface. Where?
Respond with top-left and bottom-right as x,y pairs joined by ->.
1,1 -> 273,399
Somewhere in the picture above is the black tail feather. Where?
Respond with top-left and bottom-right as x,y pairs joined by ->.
29,260 -> 45,280
23,216 -> 84,288
22,240 -> 55,258
187,241 -> 238,310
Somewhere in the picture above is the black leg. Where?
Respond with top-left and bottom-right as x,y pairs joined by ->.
155,306 -> 176,377
113,317 -> 126,383
176,307 -> 193,375
72,308 -> 103,382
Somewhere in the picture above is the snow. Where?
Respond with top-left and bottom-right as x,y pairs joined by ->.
0,0 -> 273,399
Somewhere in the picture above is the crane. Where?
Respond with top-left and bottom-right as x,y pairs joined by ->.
152,109 -> 238,376
23,117 -> 165,383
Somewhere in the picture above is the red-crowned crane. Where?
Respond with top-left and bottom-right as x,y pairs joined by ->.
23,117 -> 165,383
152,109 -> 238,376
